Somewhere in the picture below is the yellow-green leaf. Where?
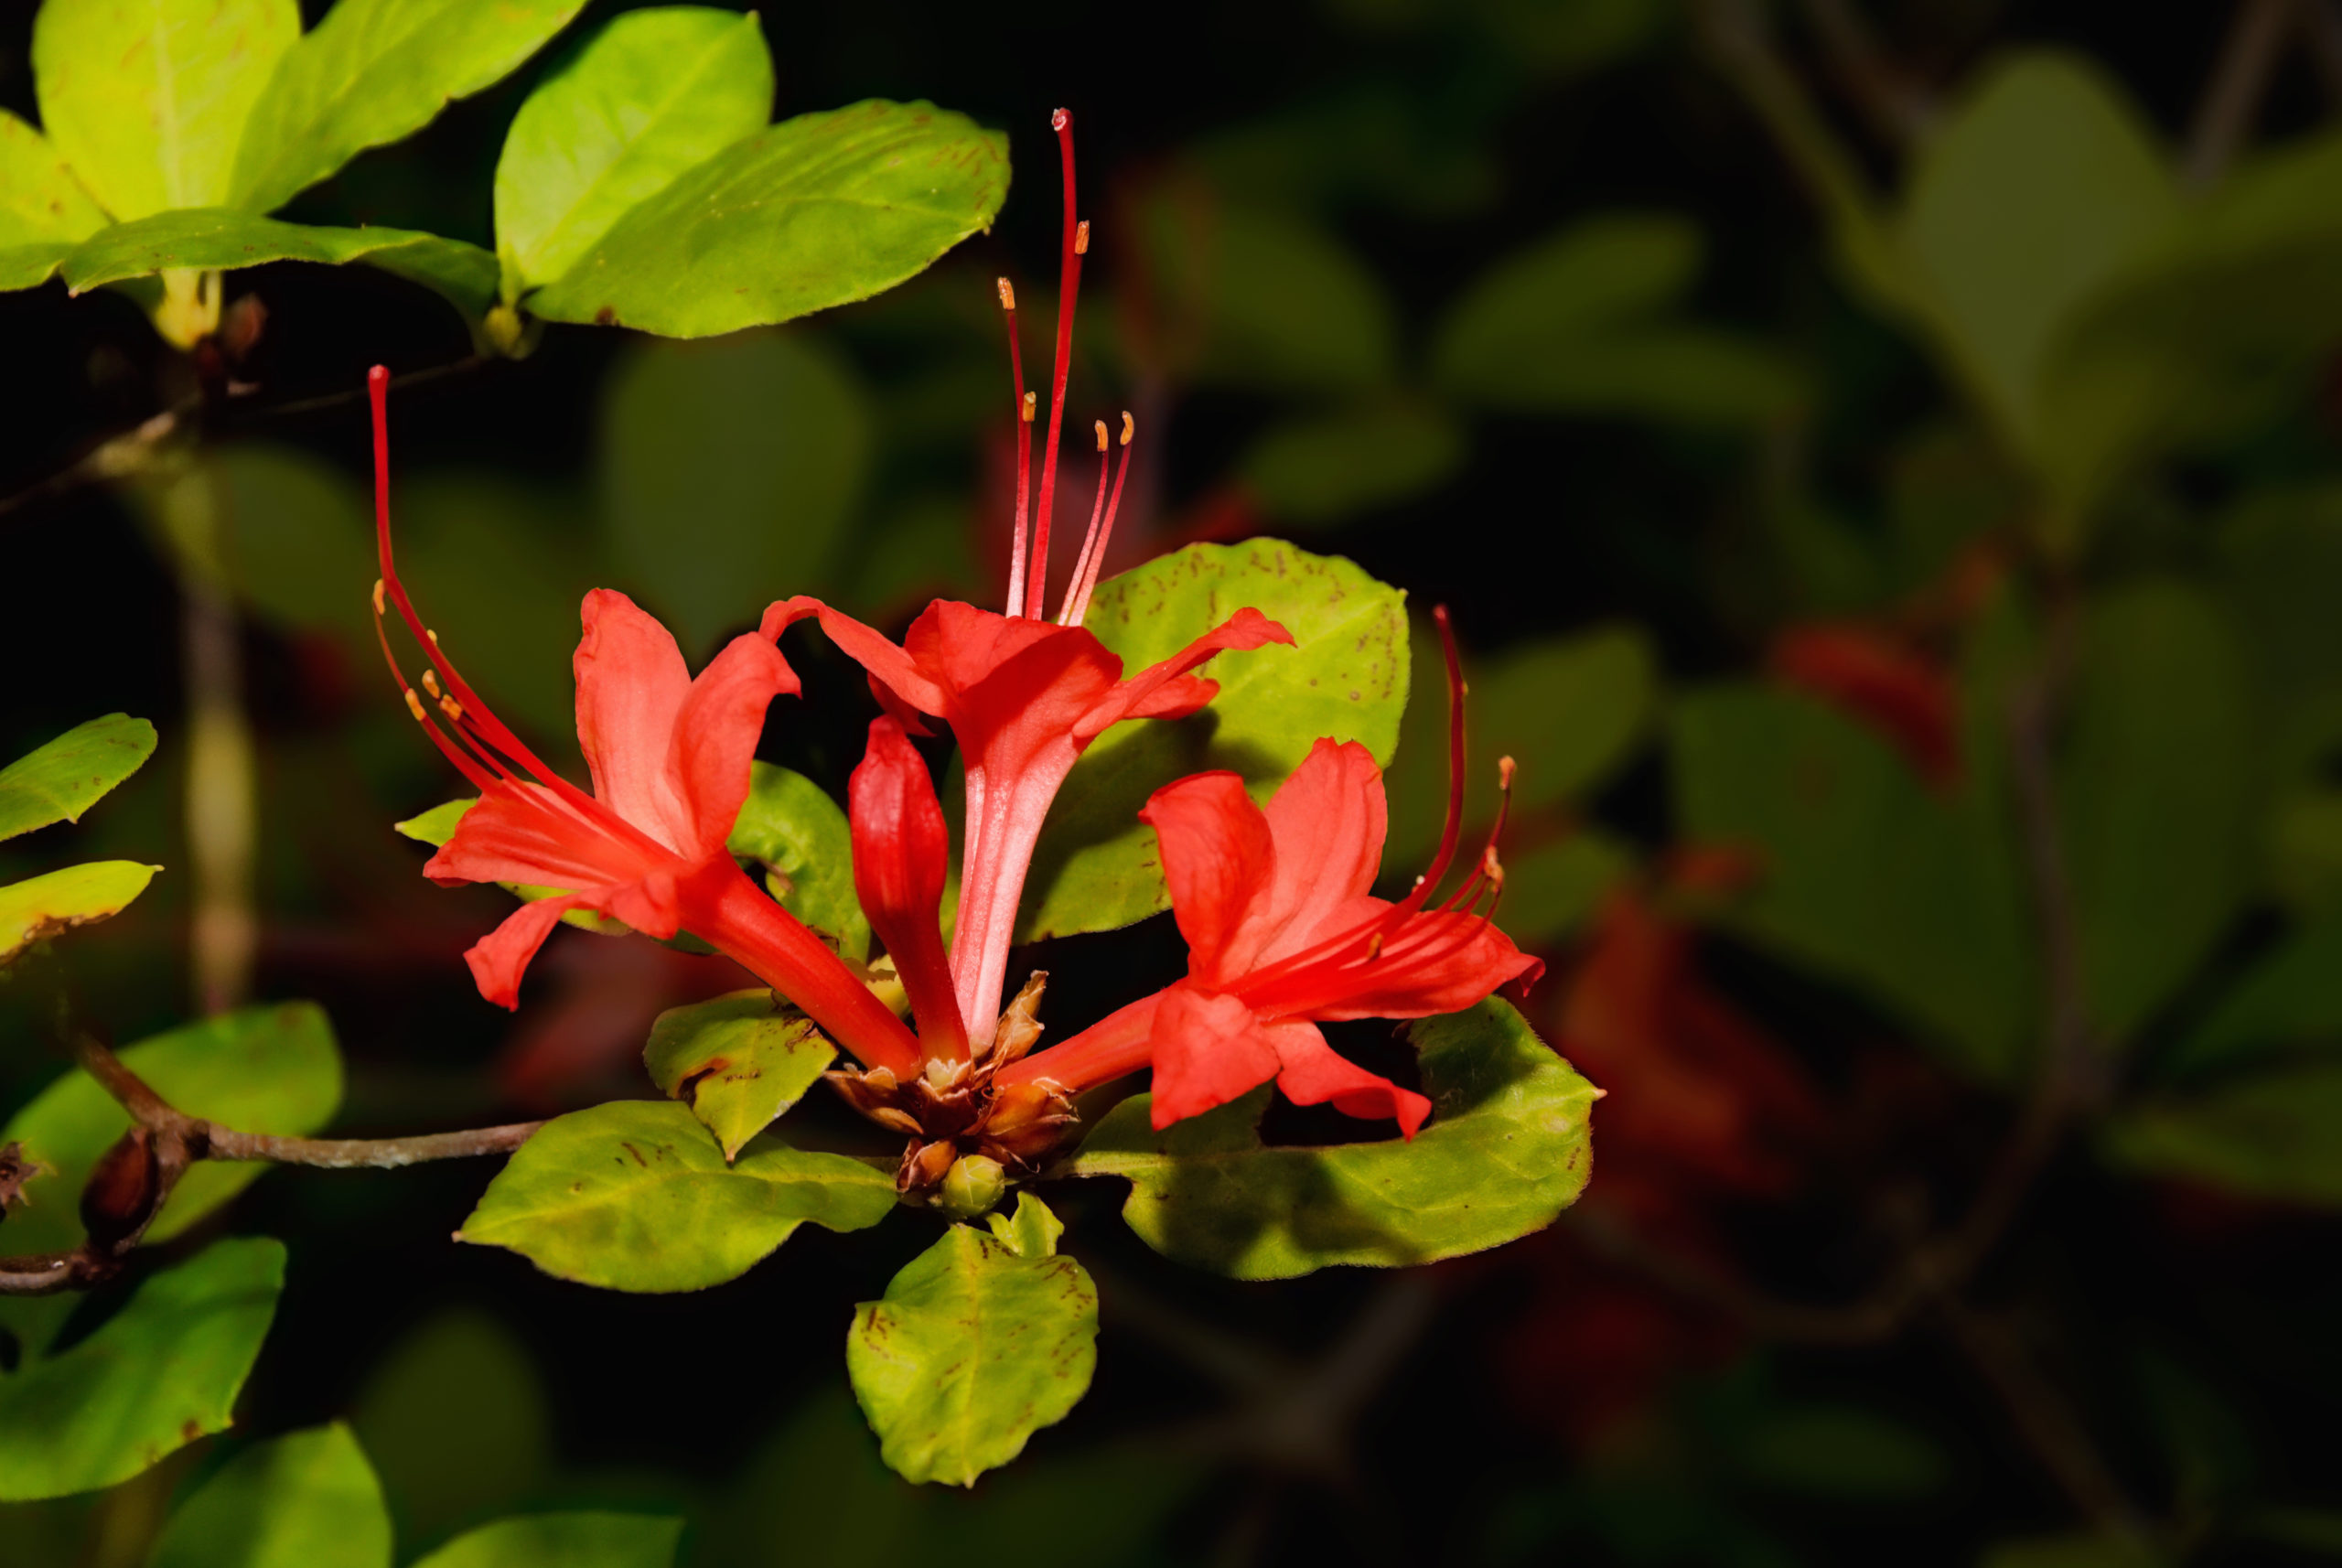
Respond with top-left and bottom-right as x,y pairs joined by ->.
0,714 -> 156,843
643,990 -> 838,1161
0,860 -> 159,966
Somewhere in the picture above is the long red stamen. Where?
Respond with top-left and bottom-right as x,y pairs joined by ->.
367,367 -> 667,860
1024,110 -> 1082,621
998,279 -> 1035,618
1063,412 -> 1133,628
1056,421 -> 1112,626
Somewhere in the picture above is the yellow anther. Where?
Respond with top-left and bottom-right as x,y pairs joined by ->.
403,689 -> 426,723
421,670 -> 442,699
426,628 -> 440,644
1120,411 -> 1134,445
1498,755 -> 1516,790
1074,220 -> 1090,254
1093,419 -> 1108,452
1365,932 -> 1386,961
438,695 -> 465,723
371,578 -> 386,614
1021,391 -> 1037,423
996,277 -> 1016,311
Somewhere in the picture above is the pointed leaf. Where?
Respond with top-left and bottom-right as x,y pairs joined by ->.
528,98 -> 1007,338
0,1238 -> 287,1502
410,1514 -> 682,1568
149,1423 -> 392,1568
1019,540 -> 1410,942
728,763 -> 872,962
1069,998 -> 1595,1280
229,0 -> 590,215
32,0 -> 299,219
495,6 -> 772,297
2103,1064 -> 2342,1207
457,1101 -> 895,1292
0,714 -> 156,842
0,1003 -> 344,1283
2165,905 -> 2342,1079
643,989 -> 838,1160
59,209 -> 495,328
0,110 -> 106,289
0,860 -> 160,967
847,1198 -> 1097,1487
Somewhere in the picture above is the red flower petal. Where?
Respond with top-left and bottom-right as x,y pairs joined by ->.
1147,984 -> 1282,1129
1139,770 -> 1275,989
464,893 -> 595,1010
849,716 -> 965,1057
1268,1017 -> 1432,1138
574,589 -> 696,853
666,627 -> 799,859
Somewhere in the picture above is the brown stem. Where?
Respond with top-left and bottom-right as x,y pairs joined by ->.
0,1037 -> 541,1294
1939,1296 -> 2154,1541
2186,0 -> 2302,189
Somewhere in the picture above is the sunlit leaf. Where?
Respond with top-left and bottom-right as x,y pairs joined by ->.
0,111 -> 106,289
643,989 -> 838,1161
148,1423 -> 392,1568
59,209 -> 496,329
0,860 -> 161,968
230,0 -> 590,215
0,1238 -> 286,1502
32,0 -> 299,219
495,6 -> 772,298
730,763 -> 872,963
1019,540 -> 1410,941
457,1101 -> 895,1292
1238,401 -> 1464,527
529,99 -> 1008,338
0,714 -> 156,843
408,1513 -> 682,1568
599,332 -> 871,656
1068,998 -> 1595,1280
0,1003 -> 343,1283
846,1196 -> 1097,1487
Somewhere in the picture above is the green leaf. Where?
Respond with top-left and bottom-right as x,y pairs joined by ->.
643,989 -> 838,1161
1237,401 -> 1465,528
1894,51 -> 2177,453
1067,997 -> 1596,1280
229,0 -> 590,216
32,0 -> 299,220
58,209 -> 496,329
1018,540 -> 1410,942
409,1514 -> 682,1568
1127,192 -> 1396,392
0,714 -> 156,842
2058,583 -> 2252,1043
0,110 -> 106,277
0,860 -> 161,967
1736,1405 -> 1947,1499
349,1311 -> 551,1548
984,1191 -> 1066,1259
0,1238 -> 286,1502
1497,832 -> 1637,950
1431,212 -> 1805,426
530,99 -> 1008,338
0,1003 -> 343,1280
148,1423 -> 392,1568
599,332 -> 871,657
2103,1064 -> 2342,1207
729,763 -> 871,962
846,1197 -> 1097,1487
494,6 -> 772,299
1670,683 -> 2035,1079
457,1100 -> 895,1292
2167,906 -> 2342,1079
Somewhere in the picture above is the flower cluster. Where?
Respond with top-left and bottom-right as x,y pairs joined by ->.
371,111 -> 1535,1197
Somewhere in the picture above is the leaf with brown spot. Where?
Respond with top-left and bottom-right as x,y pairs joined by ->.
644,989 -> 840,1160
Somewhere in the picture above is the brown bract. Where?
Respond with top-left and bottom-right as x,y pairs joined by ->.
826,972 -> 1079,1197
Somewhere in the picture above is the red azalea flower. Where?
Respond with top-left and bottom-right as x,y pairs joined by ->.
366,369 -> 920,1078
772,110 -> 1291,1053
1000,614 -> 1542,1135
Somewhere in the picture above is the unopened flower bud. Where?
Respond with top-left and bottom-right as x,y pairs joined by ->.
936,1155 -> 1007,1221
80,1127 -> 160,1249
